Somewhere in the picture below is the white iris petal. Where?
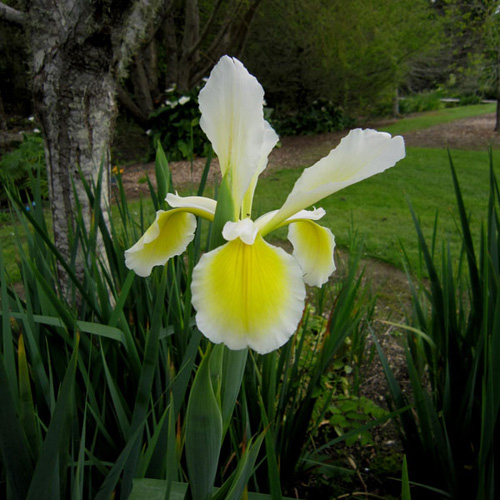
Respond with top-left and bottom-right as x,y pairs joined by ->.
262,128 -> 405,232
191,237 -> 306,354
288,221 -> 336,287
198,56 -> 269,207
125,210 -> 197,277
166,192 -> 217,216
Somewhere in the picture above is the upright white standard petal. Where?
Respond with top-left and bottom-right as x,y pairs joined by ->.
262,129 -> 405,232
199,56 -> 269,207
241,121 -> 280,218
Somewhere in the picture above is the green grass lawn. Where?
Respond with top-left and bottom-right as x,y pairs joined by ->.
380,102 -> 495,135
253,147 -> 500,269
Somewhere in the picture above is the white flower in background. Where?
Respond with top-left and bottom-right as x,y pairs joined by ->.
178,96 -> 191,105
125,56 -> 406,354
165,99 -> 178,108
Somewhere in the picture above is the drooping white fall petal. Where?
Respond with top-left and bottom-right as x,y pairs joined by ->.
191,236 -> 306,354
288,220 -> 336,287
261,128 -> 406,233
125,210 -> 197,277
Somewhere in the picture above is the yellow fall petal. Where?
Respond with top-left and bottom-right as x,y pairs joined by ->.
288,220 -> 336,287
191,236 -> 306,354
125,209 -> 197,277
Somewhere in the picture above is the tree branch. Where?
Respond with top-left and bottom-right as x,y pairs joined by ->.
113,0 -> 164,78
184,0 -> 225,61
116,84 -> 149,128
206,0 -> 245,54
181,0 -> 200,62
0,1 -> 26,27
140,0 -> 176,48
230,0 -> 263,57
189,0 -> 262,87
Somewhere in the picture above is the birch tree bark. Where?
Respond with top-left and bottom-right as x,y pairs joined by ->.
0,0 -> 162,295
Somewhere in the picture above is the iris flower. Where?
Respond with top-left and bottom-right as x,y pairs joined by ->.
125,56 -> 405,354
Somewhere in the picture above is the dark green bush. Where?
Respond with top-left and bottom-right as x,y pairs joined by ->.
0,132 -> 47,202
398,91 -> 444,114
458,94 -> 482,106
269,99 -> 354,136
148,87 -> 211,162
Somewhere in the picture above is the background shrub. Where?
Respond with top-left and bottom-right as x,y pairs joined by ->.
398,91 -> 444,114
270,99 -> 354,136
0,132 -> 47,203
148,87 -> 211,162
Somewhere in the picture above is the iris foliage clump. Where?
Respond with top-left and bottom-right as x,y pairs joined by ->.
0,146 -> 384,499
378,154 -> 500,500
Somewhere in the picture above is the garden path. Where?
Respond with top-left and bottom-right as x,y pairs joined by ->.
120,112 -> 500,200
119,112 -> 500,198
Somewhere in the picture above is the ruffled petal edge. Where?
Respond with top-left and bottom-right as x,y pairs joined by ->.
191,237 -> 306,354
125,209 -> 197,277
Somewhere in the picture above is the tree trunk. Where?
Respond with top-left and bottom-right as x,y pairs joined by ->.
117,84 -> 150,127
163,12 -> 179,89
496,98 -> 500,133
26,2 -> 118,298
393,87 -> 400,117
31,45 -> 115,291
144,38 -> 160,100
131,56 -> 155,116
18,0 -> 163,296
178,0 -> 201,91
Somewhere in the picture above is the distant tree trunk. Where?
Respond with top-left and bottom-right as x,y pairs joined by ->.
496,49 -> 500,133
393,88 -> 400,117
178,0 -> 201,91
496,98 -> 500,133
163,13 -> 179,89
131,55 -> 155,116
0,89 -> 7,130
